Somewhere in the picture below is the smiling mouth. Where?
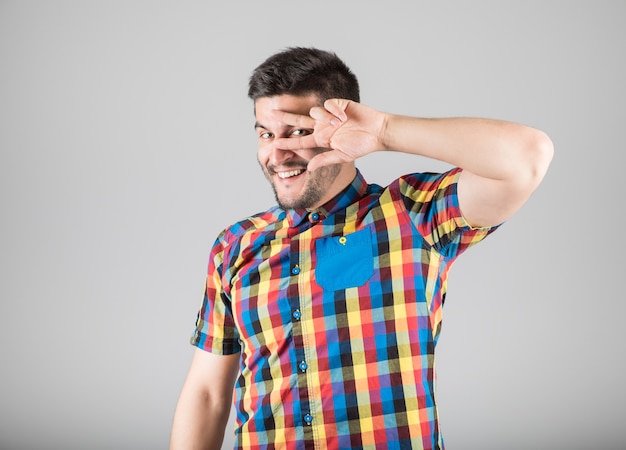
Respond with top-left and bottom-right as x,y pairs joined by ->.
277,169 -> 305,179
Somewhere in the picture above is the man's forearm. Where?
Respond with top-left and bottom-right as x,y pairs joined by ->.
381,114 -> 553,183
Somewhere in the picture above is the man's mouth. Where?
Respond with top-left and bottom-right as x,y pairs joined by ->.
277,169 -> 305,179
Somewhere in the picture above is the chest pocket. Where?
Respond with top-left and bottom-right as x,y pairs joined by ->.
315,229 -> 374,291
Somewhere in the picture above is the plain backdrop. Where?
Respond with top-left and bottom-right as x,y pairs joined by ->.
1,1 -> 624,449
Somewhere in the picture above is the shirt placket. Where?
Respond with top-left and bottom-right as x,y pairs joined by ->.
290,210 -> 332,449
287,226 -> 315,447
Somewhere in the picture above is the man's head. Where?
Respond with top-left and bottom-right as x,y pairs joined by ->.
250,48 -> 360,211
248,47 -> 360,104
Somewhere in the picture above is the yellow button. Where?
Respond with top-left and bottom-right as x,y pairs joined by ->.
338,236 -> 347,245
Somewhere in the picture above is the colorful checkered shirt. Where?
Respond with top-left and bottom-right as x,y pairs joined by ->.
192,168 -> 497,449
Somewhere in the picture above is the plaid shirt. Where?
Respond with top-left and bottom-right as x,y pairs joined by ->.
192,168 -> 497,450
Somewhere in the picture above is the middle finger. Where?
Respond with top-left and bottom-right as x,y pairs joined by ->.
271,110 -> 316,129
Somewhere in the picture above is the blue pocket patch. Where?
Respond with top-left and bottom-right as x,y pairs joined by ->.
315,229 -> 374,291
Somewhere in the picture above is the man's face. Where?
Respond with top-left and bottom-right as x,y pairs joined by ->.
255,94 -> 352,210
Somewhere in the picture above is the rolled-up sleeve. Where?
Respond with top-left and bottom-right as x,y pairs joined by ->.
190,234 -> 241,355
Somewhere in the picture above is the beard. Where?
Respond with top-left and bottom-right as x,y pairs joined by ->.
262,162 -> 341,210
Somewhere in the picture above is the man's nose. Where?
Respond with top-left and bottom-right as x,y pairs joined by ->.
268,141 -> 295,166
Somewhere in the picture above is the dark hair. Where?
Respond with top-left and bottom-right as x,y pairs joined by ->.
247,47 -> 360,103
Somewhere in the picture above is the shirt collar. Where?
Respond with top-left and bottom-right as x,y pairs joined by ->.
285,169 -> 369,227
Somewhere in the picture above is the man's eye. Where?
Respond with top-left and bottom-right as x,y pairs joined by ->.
291,129 -> 311,137
259,132 -> 273,139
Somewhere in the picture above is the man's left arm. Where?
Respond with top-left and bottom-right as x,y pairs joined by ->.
380,114 -> 554,227
273,99 -> 554,227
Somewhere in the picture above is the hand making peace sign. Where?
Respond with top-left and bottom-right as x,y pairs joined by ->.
271,99 -> 389,172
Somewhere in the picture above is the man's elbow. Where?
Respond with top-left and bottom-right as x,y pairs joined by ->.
522,129 -> 554,191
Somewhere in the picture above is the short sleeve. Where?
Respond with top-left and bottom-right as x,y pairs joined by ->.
395,168 -> 499,258
190,235 -> 241,355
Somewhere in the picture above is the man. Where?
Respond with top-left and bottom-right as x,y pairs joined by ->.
170,47 -> 553,449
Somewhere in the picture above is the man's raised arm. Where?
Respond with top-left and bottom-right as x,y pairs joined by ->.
274,99 -> 553,227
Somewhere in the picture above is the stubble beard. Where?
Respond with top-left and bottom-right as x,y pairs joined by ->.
265,164 -> 341,210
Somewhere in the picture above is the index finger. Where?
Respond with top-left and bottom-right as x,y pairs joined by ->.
271,109 -> 316,129
274,134 -> 319,151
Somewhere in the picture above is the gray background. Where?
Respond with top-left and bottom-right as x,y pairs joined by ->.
1,1 -> 624,449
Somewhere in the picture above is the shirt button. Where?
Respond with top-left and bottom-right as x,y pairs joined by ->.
292,309 -> 301,320
304,413 -> 313,425
299,361 -> 308,372
310,212 -> 320,221
291,266 -> 300,275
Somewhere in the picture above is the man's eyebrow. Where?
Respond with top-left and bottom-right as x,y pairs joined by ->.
254,122 -> 311,132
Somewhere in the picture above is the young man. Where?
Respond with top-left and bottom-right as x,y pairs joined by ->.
170,47 -> 553,449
